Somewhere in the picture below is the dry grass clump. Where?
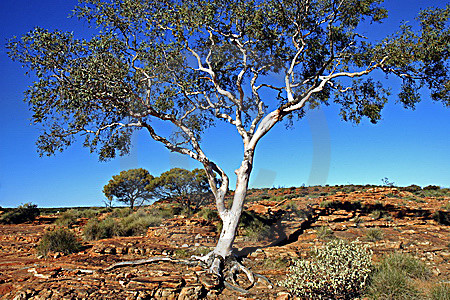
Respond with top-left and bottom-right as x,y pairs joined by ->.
37,227 -> 82,257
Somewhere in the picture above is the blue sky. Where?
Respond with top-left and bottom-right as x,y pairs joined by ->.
0,0 -> 448,208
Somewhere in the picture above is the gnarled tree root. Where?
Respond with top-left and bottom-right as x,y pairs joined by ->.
103,252 -> 273,294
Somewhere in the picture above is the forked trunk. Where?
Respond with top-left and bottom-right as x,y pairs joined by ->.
213,158 -> 252,258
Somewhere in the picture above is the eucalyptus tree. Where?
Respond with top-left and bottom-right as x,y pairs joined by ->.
103,168 -> 155,209
151,168 -> 212,213
8,0 -> 449,281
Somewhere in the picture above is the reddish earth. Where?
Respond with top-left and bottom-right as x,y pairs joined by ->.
0,186 -> 449,299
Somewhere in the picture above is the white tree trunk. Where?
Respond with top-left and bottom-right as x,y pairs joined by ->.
213,156 -> 252,258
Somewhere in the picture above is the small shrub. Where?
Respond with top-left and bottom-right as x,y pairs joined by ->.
433,211 -> 450,225
121,210 -> 163,236
110,207 -> 133,218
78,208 -> 99,218
378,253 -> 430,279
366,253 -> 430,299
262,256 -> 290,269
37,228 -> 81,257
366,263 -> 421,300
151,206 -> 176,219
279,239 -> 373,299
423,185 -> 441,191
315,226 -> 335,240
193,246 -> 212,256
173,248 -> 190,258
365,227 -> 384,242
369,210 -> 382,220
402,184 -> 422,193
242,212 -> 275,242
319,200 -> 339,209
56,209 -> 80,227
245,223 -> 274,242
429,283 -> 450,300
0,203 -> 40,224
197,208 -> 219,221
83,218 -> 124,240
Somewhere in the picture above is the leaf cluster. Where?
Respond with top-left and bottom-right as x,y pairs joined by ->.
103,168 -> 154,209
6,0 -> 449,161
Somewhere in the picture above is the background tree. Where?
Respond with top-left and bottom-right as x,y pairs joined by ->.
8,0 -> 449,279
151,168 -> 212,214
103,168 -> 154,210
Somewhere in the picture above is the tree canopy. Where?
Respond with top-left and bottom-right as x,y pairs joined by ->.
103,168 -> 154,209
151,167 -> 212,212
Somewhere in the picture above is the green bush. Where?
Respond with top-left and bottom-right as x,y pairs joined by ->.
197,208 -> 219,221
239,211 -> 275,242
110,207 -> 133,218
366,227 -> 384,242
121,210 -> 163,236
366,253 -> 430,299
402,184 -> 422,193
0,203 -> 40,224
315,226 -> 335,240
429,283 -> 450,300
37,228 -> 82,257
83,210 -> 164,240
56,209 -> 80,227
423,185 -> 441,191
279,239 -> 373,299
83,218 -> 124,240
378,253 -> 430,279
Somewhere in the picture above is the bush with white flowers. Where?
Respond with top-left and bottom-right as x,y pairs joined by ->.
279,239 -> 373,299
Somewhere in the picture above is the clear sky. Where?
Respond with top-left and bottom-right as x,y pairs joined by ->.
0,0 -> 448,208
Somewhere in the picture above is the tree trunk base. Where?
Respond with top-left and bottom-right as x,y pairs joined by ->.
104,252 -> 273,294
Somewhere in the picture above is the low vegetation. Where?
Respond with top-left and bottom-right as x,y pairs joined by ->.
37,227 -> 82,257
365,227 -> 384,242
0,203 -> 40,224
365,253 -> 431,299
83,207 -> 174,240
279,239 -> 373,299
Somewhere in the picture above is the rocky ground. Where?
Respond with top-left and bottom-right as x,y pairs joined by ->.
0,186 -> 449,299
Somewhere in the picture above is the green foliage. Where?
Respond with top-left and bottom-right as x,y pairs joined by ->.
319,200 -> 339,209
150,168 -> 212,212
56,208 -> 99,227
110,207 -> 133,218
401,184 -> 422,193
83,208 -> 169,240
56,209 -> 79,227
279,239 -> 373,299
423,185 -> 441,191
366,253 -> 430,299
7,0 -> 448,162
121,210 -> 163,236
262,256 -> 290,269
429,283 -> 450,300
315,226 -> 335,240
83,217 -> 124,240
365,227 -> 384,242
103,168 -> 155,209
197,208 -> 219,222
239,211 -> 275,242
37,228 -> 82,257
0,203 -> 40,224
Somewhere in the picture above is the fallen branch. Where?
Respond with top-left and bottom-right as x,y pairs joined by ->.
104,256 -> 197,271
